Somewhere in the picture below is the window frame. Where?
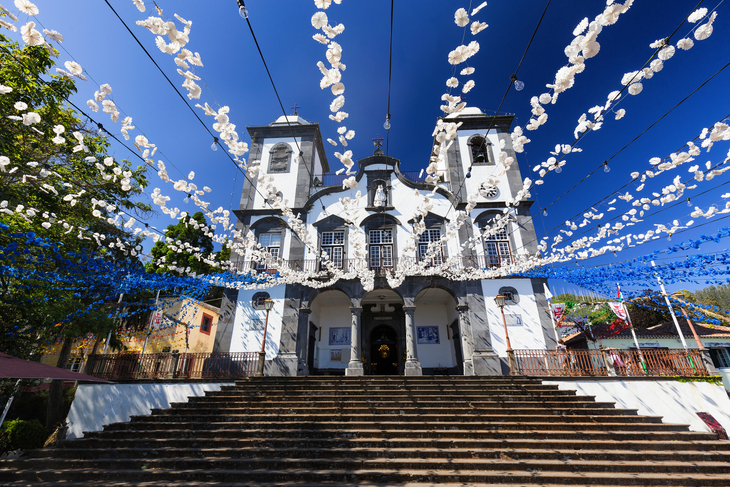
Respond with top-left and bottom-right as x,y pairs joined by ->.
320,230 -> 345,269
368,228 -> 394,269
255,231 -> 282,271
418,228 -> 444,266
200,313 -> 213,335
268,142 -> 293,173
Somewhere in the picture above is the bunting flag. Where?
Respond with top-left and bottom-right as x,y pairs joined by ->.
551,303 -> 566,324
609,302 -> 627,321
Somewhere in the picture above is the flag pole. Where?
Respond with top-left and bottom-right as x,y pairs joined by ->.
617,283 -> 647,375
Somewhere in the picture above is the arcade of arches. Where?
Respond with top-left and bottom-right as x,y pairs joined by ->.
300,287 -> 468,376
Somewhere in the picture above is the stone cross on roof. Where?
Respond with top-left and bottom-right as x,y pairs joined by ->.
290,104 -> 300,115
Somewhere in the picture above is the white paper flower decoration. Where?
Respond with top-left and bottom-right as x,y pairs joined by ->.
462,80 -> 475,93
446,77 -> 458,88
460,67 -> 475,76
331,82 -> 345,95
688,7 -> 708,23
0,85 -> 12,94
87,100 -> 99,112
20,21 -> 42,45
448,47 -> 465,65
13,101 -> 27,110
327,138 -> 337,146
64,61 -> 83,76
573,17 -> 588,36
132,0 -> 145,12
52,125 -> 64,134
694,22 -> 713,41
15,0 -> 38,15
628,83 -> 642,95
337,126 -> 347,134
313,33 -> 328,44
676,38 -> 693,50
471,2 -> 487,16
470,21 -> 487,35
614,109 -> 625,120
314,0 -> 332,8
454,8 -> 469,27
650,59 -> 663,72
345,130 -> 355,140
658,45 -> 674,61
329,94 -> 345,112
42,28 -> 63,43
22,112 -> 40,125
539,93 -> 552,105
311,12 -> 328,29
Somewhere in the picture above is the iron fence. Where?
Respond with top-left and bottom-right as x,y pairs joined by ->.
230,253 -> 519,275
85,352 -> 259,380
514,348 -> 709,377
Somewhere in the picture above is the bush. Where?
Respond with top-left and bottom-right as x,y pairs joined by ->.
0,419 -> 49,454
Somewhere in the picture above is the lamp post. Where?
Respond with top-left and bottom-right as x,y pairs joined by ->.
495,295 -> 518,375
256,298 -> 274,377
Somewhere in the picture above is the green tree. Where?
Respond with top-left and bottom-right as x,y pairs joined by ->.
145,212 -> 216,276
0,32 -> 148,427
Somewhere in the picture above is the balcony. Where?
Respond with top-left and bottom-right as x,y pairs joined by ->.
232,253 -> 518,277
311,170 -> 449,192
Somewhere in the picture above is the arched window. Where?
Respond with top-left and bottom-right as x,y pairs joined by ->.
498,286 -> 519,305
468,135 -> 494,166
268,142 -> 293,173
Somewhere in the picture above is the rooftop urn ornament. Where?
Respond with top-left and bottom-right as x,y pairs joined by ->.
372,134 -> 384,156
374,184 -> 386,207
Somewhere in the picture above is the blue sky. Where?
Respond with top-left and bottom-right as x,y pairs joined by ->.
5,0 -> 730,295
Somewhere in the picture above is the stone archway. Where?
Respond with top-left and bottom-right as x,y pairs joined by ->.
361,288 -> 405,375
369,325 -> 399,375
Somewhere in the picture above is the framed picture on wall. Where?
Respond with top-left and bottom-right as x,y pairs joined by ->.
417,326 -> 440,345
329,327 -> 351,346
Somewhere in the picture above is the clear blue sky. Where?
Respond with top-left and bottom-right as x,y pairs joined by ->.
5,0 -> 730,295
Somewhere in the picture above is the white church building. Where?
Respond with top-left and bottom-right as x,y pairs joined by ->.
213,108 -> 555,376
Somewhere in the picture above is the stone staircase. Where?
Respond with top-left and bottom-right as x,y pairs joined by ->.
2,376 -> 730,486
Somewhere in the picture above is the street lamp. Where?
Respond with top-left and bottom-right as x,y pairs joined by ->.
495,295 -> 518,375
256,298 -> 274,377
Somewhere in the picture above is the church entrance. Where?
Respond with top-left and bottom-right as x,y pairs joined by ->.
369,325 -> 399,375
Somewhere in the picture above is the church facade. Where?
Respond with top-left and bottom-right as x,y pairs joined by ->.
213,109 -> 555,376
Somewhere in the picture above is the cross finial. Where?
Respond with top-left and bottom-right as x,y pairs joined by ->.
372,135 -> 384,148
290,104 -> 300,115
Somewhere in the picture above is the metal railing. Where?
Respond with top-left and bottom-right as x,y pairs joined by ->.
311,171 -> 449,189
514,348 -> 709,377
85,352 -> 259,380
231,253 -> 518,276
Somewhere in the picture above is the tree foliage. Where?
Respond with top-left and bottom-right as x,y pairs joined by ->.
0,33 -> 149,359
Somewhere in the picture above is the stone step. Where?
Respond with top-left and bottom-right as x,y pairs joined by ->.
121,414 -> 659,428
3,466 -> 730,485
164,399 -> 616,410
185,393 -> 596,403
6,457 -> 730,476
83,427 -> 706,441
27,445 -> 730,463
205,387 -> 576,395
55,436 -> 730,452
149,406 -> 629,417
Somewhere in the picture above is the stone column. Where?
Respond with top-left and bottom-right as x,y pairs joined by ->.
296,307 -> 311,376
404,306 -> 422,376
456,305 -> 474,376
346,307 -> 364,376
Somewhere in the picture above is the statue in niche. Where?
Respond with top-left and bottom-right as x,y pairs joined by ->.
374,184 -> 386,207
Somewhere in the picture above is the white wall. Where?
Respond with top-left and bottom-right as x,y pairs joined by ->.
311,304 -> 352,369
544,379 -> 730,434
457,129 -> 513,202
415,303 -> 456,368
597,336 -> 730,350
482,278 -> 546,356
253,138 -> 301,209
230,285 -> 285,358
66,382 -> 233,439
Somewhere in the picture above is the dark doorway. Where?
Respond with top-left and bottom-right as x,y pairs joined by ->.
307,322 -> 317,375
369,325 -> 399,375
450,320 -> 463,375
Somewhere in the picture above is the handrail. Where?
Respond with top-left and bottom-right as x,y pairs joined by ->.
513,348 -> 709,377
85,352 -> 259,380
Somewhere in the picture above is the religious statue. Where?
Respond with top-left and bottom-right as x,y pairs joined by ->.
374,184 -> 386,207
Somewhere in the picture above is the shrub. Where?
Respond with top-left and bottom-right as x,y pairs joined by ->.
0,419 -> 49,454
